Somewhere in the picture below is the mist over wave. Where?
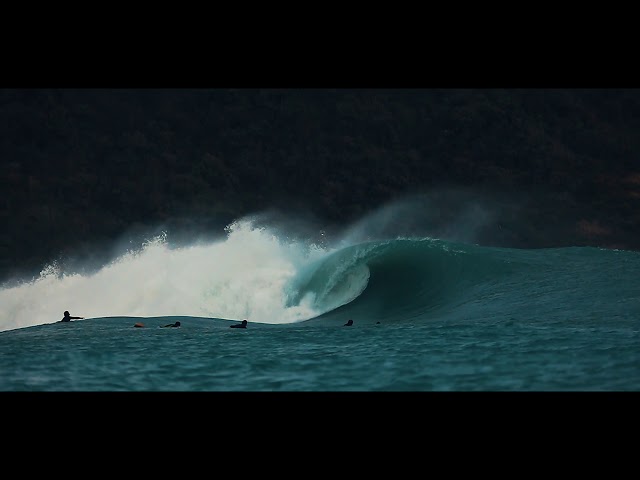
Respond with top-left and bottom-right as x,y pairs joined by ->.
0,194 -> 491,332
2,191 -> 566,333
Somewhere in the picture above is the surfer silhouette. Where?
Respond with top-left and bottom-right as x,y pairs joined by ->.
344,319 -> 353,326
230,319 -> 248,329
161,321 -> 181,328
60,311 -> 83,323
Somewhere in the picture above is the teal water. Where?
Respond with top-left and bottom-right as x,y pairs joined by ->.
1,315 -> 638,391
1,233 -> 639,391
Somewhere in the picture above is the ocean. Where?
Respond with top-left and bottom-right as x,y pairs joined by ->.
1,216 -> 639,391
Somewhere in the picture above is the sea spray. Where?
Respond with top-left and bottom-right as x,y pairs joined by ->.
0,219 -> 332,332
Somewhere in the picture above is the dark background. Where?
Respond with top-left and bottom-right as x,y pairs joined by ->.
2,88 -> 639,284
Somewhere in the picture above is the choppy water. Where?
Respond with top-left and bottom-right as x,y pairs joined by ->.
1,315 -> 638,391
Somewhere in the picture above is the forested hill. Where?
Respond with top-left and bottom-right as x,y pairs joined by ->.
2,89 -> 640,283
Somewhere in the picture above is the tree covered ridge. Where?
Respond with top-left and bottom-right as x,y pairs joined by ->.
2,88 -> 639,282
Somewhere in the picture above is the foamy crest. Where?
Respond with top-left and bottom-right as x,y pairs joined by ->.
0,219 -> 331,332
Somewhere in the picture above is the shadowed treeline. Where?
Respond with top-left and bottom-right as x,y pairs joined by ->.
2,88 -> 639,283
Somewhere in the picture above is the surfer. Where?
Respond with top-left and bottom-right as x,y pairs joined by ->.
161,321 -> 181,328
344,319 -> 353,326
60,311 -> 83,323
230,319 -> 248,329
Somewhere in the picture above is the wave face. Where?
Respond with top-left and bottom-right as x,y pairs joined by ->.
287,238 -> 511,324
301,240 -> 640,327
2,216 -> 640,333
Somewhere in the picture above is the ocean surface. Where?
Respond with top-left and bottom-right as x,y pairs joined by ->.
1,216 -> 639,391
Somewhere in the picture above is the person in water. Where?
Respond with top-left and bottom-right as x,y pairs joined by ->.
60,311 -> 83,323
230,319 -> 248,329
161,321 -> 181,328
344,319 -> 353,326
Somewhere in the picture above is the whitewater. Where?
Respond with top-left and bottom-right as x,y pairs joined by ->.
0,219 -> 343,332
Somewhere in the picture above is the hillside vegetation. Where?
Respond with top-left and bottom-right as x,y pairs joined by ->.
2,89 -> 639,282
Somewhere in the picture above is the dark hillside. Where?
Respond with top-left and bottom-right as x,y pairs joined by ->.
2,88 -> 639,282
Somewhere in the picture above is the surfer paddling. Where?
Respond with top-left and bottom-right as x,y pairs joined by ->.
230,319 -> 248,329
161,321 -> 181,328
59,311 -> 83,323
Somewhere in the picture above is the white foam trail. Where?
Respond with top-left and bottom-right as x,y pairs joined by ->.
0,219 -> 332,332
